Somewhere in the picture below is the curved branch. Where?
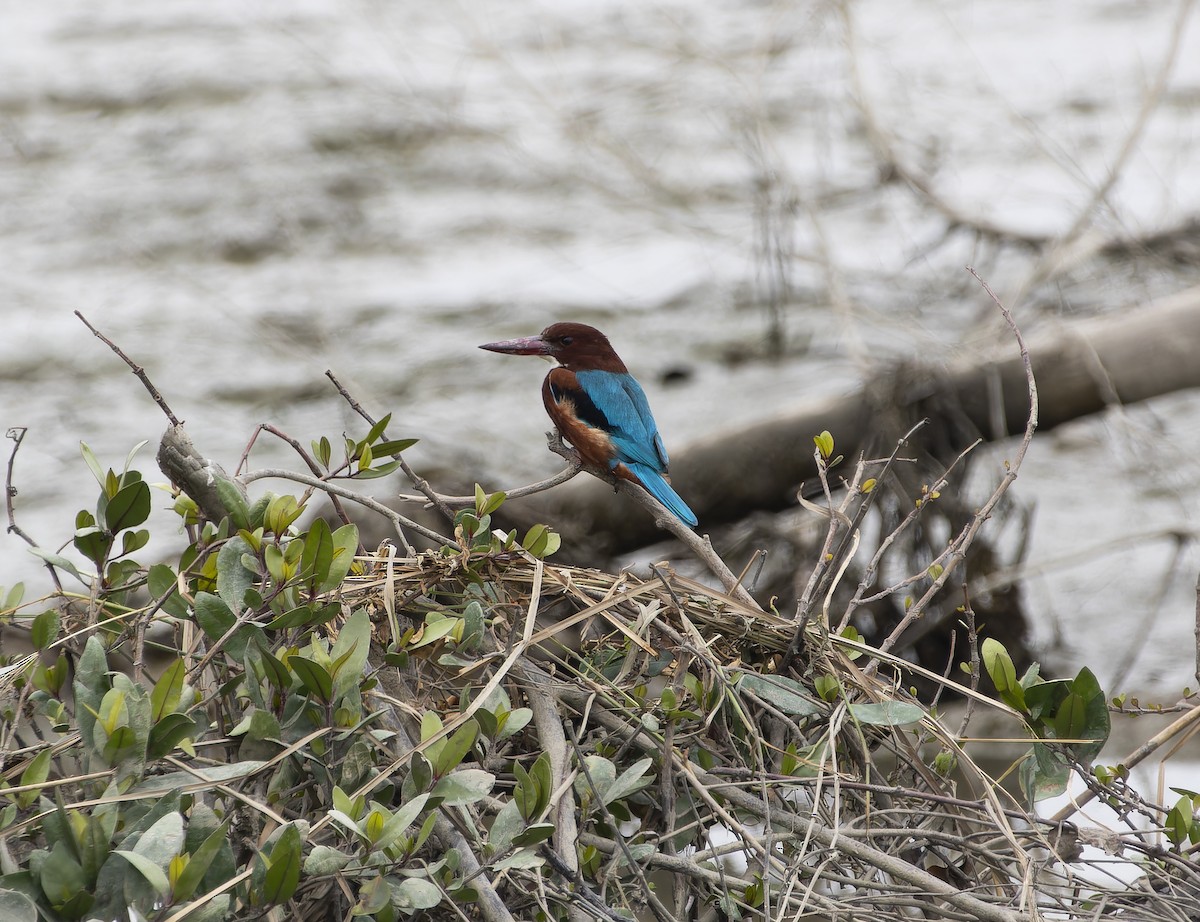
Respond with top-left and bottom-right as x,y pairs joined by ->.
399,436 -> 582,508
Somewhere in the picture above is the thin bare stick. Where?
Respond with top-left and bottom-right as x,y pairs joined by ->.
75,311 -> 180,426
955,584 -> 984,739
4,428 -> 64,592
325,370 -> 455,524
396,451 -> 583,509
1195,568 -> 1200,693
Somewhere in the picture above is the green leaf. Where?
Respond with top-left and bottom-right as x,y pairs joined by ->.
128,761 -> 267,797
122,528 -> 150,556
193,591 -> 235,643
982,638 -> 1025,710
329,608 -> 371,703
409,616 -> 459,650
351,459 -> 401,480
313,436 -> 332,468
265,601 -> 340,631
512,822 -> 556,847
26,546 -> 87,582
1053,692 -> 1087,741
229,707 -> 282,742
80,441 -> 107,487
212,477 -> 252,531
289,656 -> 333,703
104,479 -> 152,532
496,706 -> 532,741
194,592 -> 263,662
366,413 -> 392,445
477,486 -> 507,516
432,719 -> 479,778
1,581 -> 25,611
321,524 -> 359,594
373,438 -> 417,456
374,792 -> 430,851
391,876 -> 441,911
1166,795 -> 1192,846
147,564 -> 189,618
603,757 -> 654,806
73,636 -> 109,753
486,799 -> 524,856
39,840 -> 86,907
147,713 -> 197,760
151,659 -> 186,721
490,849 -> 545,872
73,524 -> 111,570
216,536 -> 257,610
301,518 -> 334,594
574,755 -> 617,804
172,819 -> 231,901
738,672 -> 823,717
30,610 -> 59,651
357,442 -> 374,471
432,769 -> 495,807
264,494 -> 304,535
813,430 -> 834,460
303,845 -> 351,877
1020,745 -> 1071,804
115,850 -> 170,896
848,701 -> 926,727
16,749 -> 52,810
0,890 -> 37,922
261,825 -> 302,904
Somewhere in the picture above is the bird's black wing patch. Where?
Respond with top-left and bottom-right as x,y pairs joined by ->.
549,377 -> 612,432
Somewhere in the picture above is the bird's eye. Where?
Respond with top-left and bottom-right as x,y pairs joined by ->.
560,336 -> 573,346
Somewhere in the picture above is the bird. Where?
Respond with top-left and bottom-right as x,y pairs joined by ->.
479,322 -> 698,527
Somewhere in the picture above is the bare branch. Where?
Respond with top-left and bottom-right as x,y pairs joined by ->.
75,311 -> 180,426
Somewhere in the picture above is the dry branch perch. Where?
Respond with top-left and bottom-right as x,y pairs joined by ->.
511,286 -> 1200,555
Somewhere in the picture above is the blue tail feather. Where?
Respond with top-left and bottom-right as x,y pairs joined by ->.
628,463 -> 698,527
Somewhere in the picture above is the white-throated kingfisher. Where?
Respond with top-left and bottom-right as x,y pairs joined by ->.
479,322 -> 698,527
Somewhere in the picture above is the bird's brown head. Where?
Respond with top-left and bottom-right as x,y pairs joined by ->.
479,322 -> 627,372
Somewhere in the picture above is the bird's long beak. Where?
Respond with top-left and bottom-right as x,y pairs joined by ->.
478,335 -> 551,356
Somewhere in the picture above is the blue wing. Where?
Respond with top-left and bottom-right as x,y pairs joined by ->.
575,370 -> 669,472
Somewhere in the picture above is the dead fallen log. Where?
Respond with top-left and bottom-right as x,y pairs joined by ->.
505,285 -> 1200,555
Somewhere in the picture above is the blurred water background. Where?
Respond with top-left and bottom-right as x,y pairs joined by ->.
2,0 -> 1200,698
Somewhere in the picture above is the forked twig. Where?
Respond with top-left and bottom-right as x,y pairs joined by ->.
325,370 -> 456,523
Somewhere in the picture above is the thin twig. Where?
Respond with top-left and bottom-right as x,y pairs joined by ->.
75,311 -> 180,426
956,584 -> 983,740
5,427 -> 63,592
